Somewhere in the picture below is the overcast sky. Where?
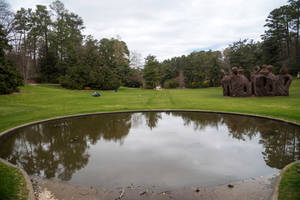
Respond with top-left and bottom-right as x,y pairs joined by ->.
10,0 -> 287,61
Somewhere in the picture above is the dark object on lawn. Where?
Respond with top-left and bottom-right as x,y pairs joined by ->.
221,65 -> 292,97
114,88 -> 118,92
297,168 -> 300,174
92,92 -> 101,97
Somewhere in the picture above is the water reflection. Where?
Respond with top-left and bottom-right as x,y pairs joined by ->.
0,112 -> 299,188
0,113 -> 132,181
142,112 -> 162,130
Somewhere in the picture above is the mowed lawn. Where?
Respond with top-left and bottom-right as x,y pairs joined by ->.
0,79 -> 300,133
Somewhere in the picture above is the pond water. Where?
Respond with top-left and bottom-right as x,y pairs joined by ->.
0,112 -> 299,189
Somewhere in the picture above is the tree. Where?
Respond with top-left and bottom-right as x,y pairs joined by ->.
227,39 -> 263,78
12,8 -> 31,81
0,0 -> 14,38
34,5 -> 53,82
262,1 -> 300,74
0,24 -> 23,94
288,0 -> 300,74
130,50 -> 143,69
98,38 -> 130,82
143,55 -> 160,89
183,50 -> 223,88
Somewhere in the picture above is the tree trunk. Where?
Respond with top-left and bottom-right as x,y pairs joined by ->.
44,27 -> 48,58
33,36 -> 37,73
286,21 -> 290,58
296,8 -> 300,61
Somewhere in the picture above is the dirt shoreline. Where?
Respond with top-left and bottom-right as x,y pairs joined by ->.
31,174 -> 278,200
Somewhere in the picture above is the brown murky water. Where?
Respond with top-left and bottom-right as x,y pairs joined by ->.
0,112 -> 299,189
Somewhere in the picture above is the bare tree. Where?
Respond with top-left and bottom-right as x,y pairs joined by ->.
130,50 -> 143,68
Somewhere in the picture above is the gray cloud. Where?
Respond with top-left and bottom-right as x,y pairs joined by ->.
10,0 -> 287,60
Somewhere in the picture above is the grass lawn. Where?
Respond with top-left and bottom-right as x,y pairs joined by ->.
279,162 -> 300,200
0,79 -> 300,133
0,161 -> 28,200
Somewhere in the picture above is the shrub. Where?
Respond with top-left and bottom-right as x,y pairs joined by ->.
60,65 -> 122,90
59,66 -> 88,89
0,63 -> 23,94
163,79 -> 179,89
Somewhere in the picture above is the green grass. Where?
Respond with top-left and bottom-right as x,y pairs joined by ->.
0,161 -> 28,200
0,79 -> 300,133
279,163 -> 300,200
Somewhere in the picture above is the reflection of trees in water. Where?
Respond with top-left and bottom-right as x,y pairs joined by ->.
0,111 -> 299,181
221,115 -> 260,141
258,123 -> 300,169
170,112 -> 259,140
169,112 -> 221,131
0,123 -> 89,181
142,112 -> 162,130
0,113 -> 132,181
80,113 -> 132,144
130,113 -> 144,129
170,112 -> 300,169
222,116 -> 300,169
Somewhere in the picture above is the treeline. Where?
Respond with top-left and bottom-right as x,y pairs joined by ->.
0,0 -> 142,93
142,51 -> 223,89
0,0 -> 299,94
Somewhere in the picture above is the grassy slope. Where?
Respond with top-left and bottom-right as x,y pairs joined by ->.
279,163 -> 300,200
0,162 -> 28,200
0,79 -> 299,133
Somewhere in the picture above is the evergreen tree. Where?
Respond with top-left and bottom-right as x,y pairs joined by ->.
0,24 -> 23,94
143,55 -> 160,89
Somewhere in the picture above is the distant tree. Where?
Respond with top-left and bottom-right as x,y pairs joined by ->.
183,50 -> 223,88
227,39 -> 263,78
126,68 -> 143,88
130,50 -> 143,68
59,36 -> 128,90
13,7 -> 31,81
143,55 -> 160,89
261,1 -> 300,74
289,0 -> 300,58
163,79 -> 179,89
98,37 -> 130,85
0,24 -> 23,94
160,60 -> 179,86
0,0 -> 14,38
34,5 -> 53,82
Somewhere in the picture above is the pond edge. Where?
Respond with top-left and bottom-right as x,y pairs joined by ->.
271,160 -> 300,200
1,109 -> 300,200
0,158 -> 35,200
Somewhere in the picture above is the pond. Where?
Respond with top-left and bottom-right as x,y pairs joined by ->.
0,112 -> 299,189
